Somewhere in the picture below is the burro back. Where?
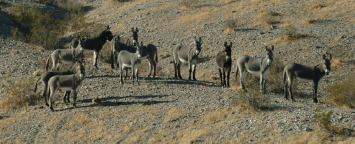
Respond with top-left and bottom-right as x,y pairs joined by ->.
235,45 -> 275,94
173,36 -> 203,80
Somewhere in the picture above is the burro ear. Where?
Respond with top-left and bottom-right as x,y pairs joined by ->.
271,45 -> 274,51
131,27 -> 135,32
265,46 -> 269,51
224,41 -> 228,47
229,42 -> 233,47
106,25 -> 110,30
136,27 -> 139,32
199,37 -> 202,43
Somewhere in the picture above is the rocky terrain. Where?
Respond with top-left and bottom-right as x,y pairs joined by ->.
0,0 -> 354,143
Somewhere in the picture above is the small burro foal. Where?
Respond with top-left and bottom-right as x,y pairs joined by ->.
235,45 -> 275,94
216,41 -> 233,87
116,43 -> 143,85
47,61 -> 85,111
283,53 -> 332,103
173,37 -> 203,80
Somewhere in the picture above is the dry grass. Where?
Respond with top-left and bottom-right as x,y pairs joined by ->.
6,2 -> 86,49
274,25 -> 313,44
180,0 -> 199,9
178,11 -> 211,25
314,111 -> 354,138
224,19 -> 238,33
0,76 -> 40,112
326,73 -> 355,109
257,10 -> 282,26
331,58 -> 346,70
178,127 -> 213,144
163,107 -> 185,123
202,108 -> 230,124
99,42 -> 113,64
233,91 -> 270,113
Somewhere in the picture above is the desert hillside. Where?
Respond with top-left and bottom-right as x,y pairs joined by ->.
0,0 -> 354,143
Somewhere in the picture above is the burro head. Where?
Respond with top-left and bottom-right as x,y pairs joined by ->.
194,36 -> 203,55
135,41 -> 144,58
265,45 -> 275,65
223,41 -> 232,56
103,25 -> 114,41
322,52 -> 332,75
131,27 -> 139,45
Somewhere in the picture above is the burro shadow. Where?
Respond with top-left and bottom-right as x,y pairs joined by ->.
143,77 -> 219,87
83,94 -> 173,107
55,94 -> 174,111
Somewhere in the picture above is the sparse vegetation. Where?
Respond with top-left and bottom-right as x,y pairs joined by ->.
314,110 -> 353,137
180,0 -> 196,9
268,58 -> 284,93
99,42 -> 114,64
6,1 -> 86,49
326,73 -> 355,109
256,10 -> 282,27
0,76 -> 40,112
274,25 -> 313,43
224,19 -> 238,32
315,111 -> 333,132
235,91 -> 270,112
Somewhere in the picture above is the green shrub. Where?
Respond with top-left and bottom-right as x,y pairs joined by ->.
315,111 -> 333,131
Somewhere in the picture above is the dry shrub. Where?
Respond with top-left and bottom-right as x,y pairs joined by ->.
224,19 -> 238,32
274,25 -> 312,44
314,111 -> 353,137
268,58 -> 284,93
99,42 -> 113,64
180,0 -> 198,9
178,11 -> 211,25
7,2 -> 86,49
315,111 -> 333,132
326,73 -> 355,109
331,58 -> 346,70
256,10 -> 282,27
202,108 -> 230,124
178,127 -> 213,144
0,76 -> 40,112
163,107 -> 185,123
235,91 -> 270,112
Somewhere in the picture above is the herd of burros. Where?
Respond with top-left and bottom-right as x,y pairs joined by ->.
34,25 -> 332,111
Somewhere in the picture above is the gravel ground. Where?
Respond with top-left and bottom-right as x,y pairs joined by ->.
0,0 -> 354,143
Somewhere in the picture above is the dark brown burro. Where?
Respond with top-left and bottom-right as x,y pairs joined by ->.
216,41 -> 233,87
283,53 -> 332,103
71,25 -> 114,69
